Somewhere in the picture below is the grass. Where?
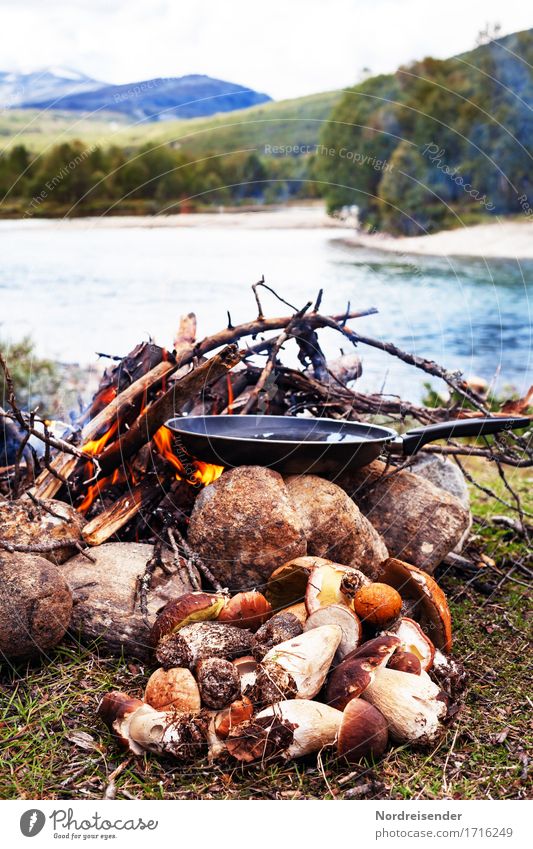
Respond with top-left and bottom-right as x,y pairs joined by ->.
0,91 -> 341,156
1,460 -> 531,800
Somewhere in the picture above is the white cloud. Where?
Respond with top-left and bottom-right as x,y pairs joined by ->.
2,0 -> 532,99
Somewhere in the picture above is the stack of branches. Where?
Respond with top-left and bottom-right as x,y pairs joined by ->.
1,280 -> 531,559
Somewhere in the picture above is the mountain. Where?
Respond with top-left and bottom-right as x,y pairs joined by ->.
18,73 -> 272,121
0,67 -> 104,108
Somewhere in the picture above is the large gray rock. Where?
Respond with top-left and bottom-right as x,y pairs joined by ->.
0,551 -> 72,658
188,466 -> 307,591
284,474 -> 387,579
409,455 -> 472,551
0,495 -> 85,564
61,542 -> 200,658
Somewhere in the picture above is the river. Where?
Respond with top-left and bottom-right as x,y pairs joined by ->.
0,208 -> 531,402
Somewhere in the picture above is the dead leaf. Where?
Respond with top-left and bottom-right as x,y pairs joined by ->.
65,730 -> 99,751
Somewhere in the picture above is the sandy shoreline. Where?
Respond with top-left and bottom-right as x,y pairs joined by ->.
341,219 -> 533,260
2,205 -> 533,259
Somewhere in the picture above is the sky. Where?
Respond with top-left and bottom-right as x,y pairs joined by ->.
2,0 -> 533,100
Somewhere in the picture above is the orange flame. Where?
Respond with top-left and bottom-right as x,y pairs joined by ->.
226,374 -> 234,414
153,425 -> 223,486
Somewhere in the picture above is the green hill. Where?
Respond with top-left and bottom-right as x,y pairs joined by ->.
0,90 -> 341,154
318,28 -> 533,234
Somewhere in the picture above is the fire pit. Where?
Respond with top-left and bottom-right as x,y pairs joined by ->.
0,283 -> 530,778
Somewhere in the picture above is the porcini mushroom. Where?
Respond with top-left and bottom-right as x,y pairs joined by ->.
256,624 -> 342,702
98,692 -> 146,754
217,591 -> 272,630
150,592 -> 226,645
232,655 -> 259,691
305,562 -> 370,615
387,650 -> 422,675
352,582 -> 402,628
326,635 -> 400,710
380,558 -> 452,652
361,666 -> 448,744
196,657 -> 241,709
304,604 -> 362,662
384,617 -> 435,671
155,621 -> 253,669
337,699 -> 389,764
265,556 -> 332,611
144,667 -> 201,712
251,611 -> 303,661
214,697 -> 254,739
226,700 -> 343,762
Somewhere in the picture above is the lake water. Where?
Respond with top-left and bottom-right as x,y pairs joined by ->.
0,210 -> 531,402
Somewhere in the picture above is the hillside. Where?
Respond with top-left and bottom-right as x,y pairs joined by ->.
318,28 -> 533,234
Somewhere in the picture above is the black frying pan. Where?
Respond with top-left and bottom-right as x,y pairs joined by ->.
166,414 -> 530,475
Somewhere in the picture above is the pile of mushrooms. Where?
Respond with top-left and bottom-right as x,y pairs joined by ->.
99,555 -> 465,767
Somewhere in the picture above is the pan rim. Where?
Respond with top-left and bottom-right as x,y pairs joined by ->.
165,414 -> 398,447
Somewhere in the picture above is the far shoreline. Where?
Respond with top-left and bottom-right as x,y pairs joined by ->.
1,204 -> 533,260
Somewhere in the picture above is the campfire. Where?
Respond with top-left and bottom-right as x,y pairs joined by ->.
0,281 -> 531,772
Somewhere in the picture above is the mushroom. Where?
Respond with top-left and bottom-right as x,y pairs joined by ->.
98,692 -> 146,754
214,697 -> 254,739
337,699 -> 389,764
254,624 -> 342,703
265,556 -> 332,611
226,700 -> 343,762
380,558 -> 452,652
282,602 -> 308,626
326,635 -> 400,710
384,617 -> 435,671
387,650 -> 422,675
144,667 -> 201,712
304,604 -> 362,662
361,666 -> 448,744
155,621 -> 253,669
217,591 -> 272,630
305,562 -> 370,615
232,655 -> 259,691
196,657 -> 241,709
251,611 -> 303,661
99,691 -> 214,761
150,592 -> 226,645
352,582 -> 402,628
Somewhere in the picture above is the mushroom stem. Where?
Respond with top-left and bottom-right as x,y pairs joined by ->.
259,624 -> 342,700
362,666 -> 448,744
227,700 -> 343,762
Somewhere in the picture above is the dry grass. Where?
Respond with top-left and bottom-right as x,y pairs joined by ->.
1,463 -> 531,801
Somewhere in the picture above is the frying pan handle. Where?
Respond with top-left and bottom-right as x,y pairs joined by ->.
399,416 -> 531,456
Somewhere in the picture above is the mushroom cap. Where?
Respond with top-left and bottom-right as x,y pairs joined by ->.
387,649 -> 422,675
304,604 -> 362,663
380,558 -> 452,651
327,635 -> 401,710
337,699 -> 389,763
150,592 -> 226,645
282,602 -> 308,626
353,582 -> 402,627
217,591 -> 272,630
144,667 -> 201,712
385,617 -> 435,671
265,556 -> 332,611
